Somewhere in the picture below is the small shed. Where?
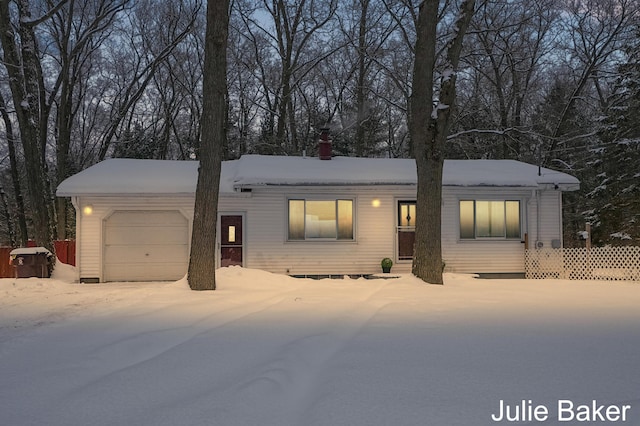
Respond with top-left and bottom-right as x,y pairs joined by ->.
10,247 -> 53,278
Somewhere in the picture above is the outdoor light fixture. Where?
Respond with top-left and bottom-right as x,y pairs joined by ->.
83,205 -> 93,216
372,199 -> 381,208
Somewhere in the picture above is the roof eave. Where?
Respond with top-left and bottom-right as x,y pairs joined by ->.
233,182 -> 418,189
234,182 -> 555,190
55,191 -> 197,198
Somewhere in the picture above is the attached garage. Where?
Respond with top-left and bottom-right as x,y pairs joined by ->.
103,210 -> 189,282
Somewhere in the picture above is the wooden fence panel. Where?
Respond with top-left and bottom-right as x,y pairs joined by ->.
54,240 -> 76,266
0,247 -> 14,278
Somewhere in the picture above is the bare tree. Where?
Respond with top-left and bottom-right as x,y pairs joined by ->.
0,0 -> 62,251
454,0 -> 559,160
411,0 -> 475,284
544,0 -> 638,164
330,0 -> 400,156
227,5 -> 265,157
0,91 -> 28,245
147,14 -> 206,161
45,0 -> 131,239
188,0 -> 230,291
237,0 -> 337,154
353,0 -> 372,155
96,0 -> 200,160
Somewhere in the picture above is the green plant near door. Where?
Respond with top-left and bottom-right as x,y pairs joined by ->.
381,257 -> 393,273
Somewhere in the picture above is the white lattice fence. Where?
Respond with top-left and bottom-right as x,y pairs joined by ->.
525,247 -> 640,281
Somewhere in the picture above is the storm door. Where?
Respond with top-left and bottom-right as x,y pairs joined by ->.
220,215 -> 243,267
397,201 -> 416,260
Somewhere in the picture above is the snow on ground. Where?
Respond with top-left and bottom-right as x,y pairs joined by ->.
1,266 -> 639,426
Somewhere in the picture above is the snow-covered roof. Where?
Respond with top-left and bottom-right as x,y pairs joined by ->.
56,158 -> 239,196
56,155 -> 579,197
10,247 -> 53,256
232,155 -> 579,189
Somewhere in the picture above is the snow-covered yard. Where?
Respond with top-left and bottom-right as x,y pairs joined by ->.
1,265 -> 639,426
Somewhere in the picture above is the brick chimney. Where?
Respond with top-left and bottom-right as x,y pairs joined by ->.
318,128 -> 332,160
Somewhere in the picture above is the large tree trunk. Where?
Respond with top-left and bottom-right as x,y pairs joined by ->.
410,0 -> 439,283
411,0 -> 475,285
354,0 -> 369,157
0,185 -> 14,245
56,78 -> 73,240
0,92 -> 29,246
275,71 -> 292,152
0,0 -> 55,251
413,154 -> 445,283
187,0 -> 230,291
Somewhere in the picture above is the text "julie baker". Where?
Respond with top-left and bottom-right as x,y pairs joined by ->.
491,400 -> 632,423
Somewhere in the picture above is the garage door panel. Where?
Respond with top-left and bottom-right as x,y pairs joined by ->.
104,244 -> 188,264
106,211 -> 185,226
105,263 -> 188,282
104,210 -> 189,282
105,227 -> 188,245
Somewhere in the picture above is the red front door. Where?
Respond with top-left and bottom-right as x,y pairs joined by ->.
220,215 -> 243,267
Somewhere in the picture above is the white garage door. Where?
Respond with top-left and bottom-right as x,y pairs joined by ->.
104,210 -> 189,282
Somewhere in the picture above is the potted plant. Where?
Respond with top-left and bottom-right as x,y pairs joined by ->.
381,257 -> 393,273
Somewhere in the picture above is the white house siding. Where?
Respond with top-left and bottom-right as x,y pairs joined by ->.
440,188 -> 522,273
73,186 -> 566,281
231,186 -> 566,276
439,188 -> 565,273
536,191 -> 564,248
218,187 -> 413,275
518,189 -> 564,251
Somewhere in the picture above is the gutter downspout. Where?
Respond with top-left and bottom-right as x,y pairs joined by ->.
536,189 -> 541,247
558,190 -> 564,248
71,196 -> 81,283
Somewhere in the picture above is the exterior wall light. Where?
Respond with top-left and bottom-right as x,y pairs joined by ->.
83,205 -> 93,216
371,199 -> 381,208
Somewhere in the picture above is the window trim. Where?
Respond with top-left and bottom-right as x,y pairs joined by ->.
287,197 -> 356,242
458,199 -> 522,241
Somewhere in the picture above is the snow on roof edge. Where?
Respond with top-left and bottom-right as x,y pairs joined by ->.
56,155 -> 580,197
